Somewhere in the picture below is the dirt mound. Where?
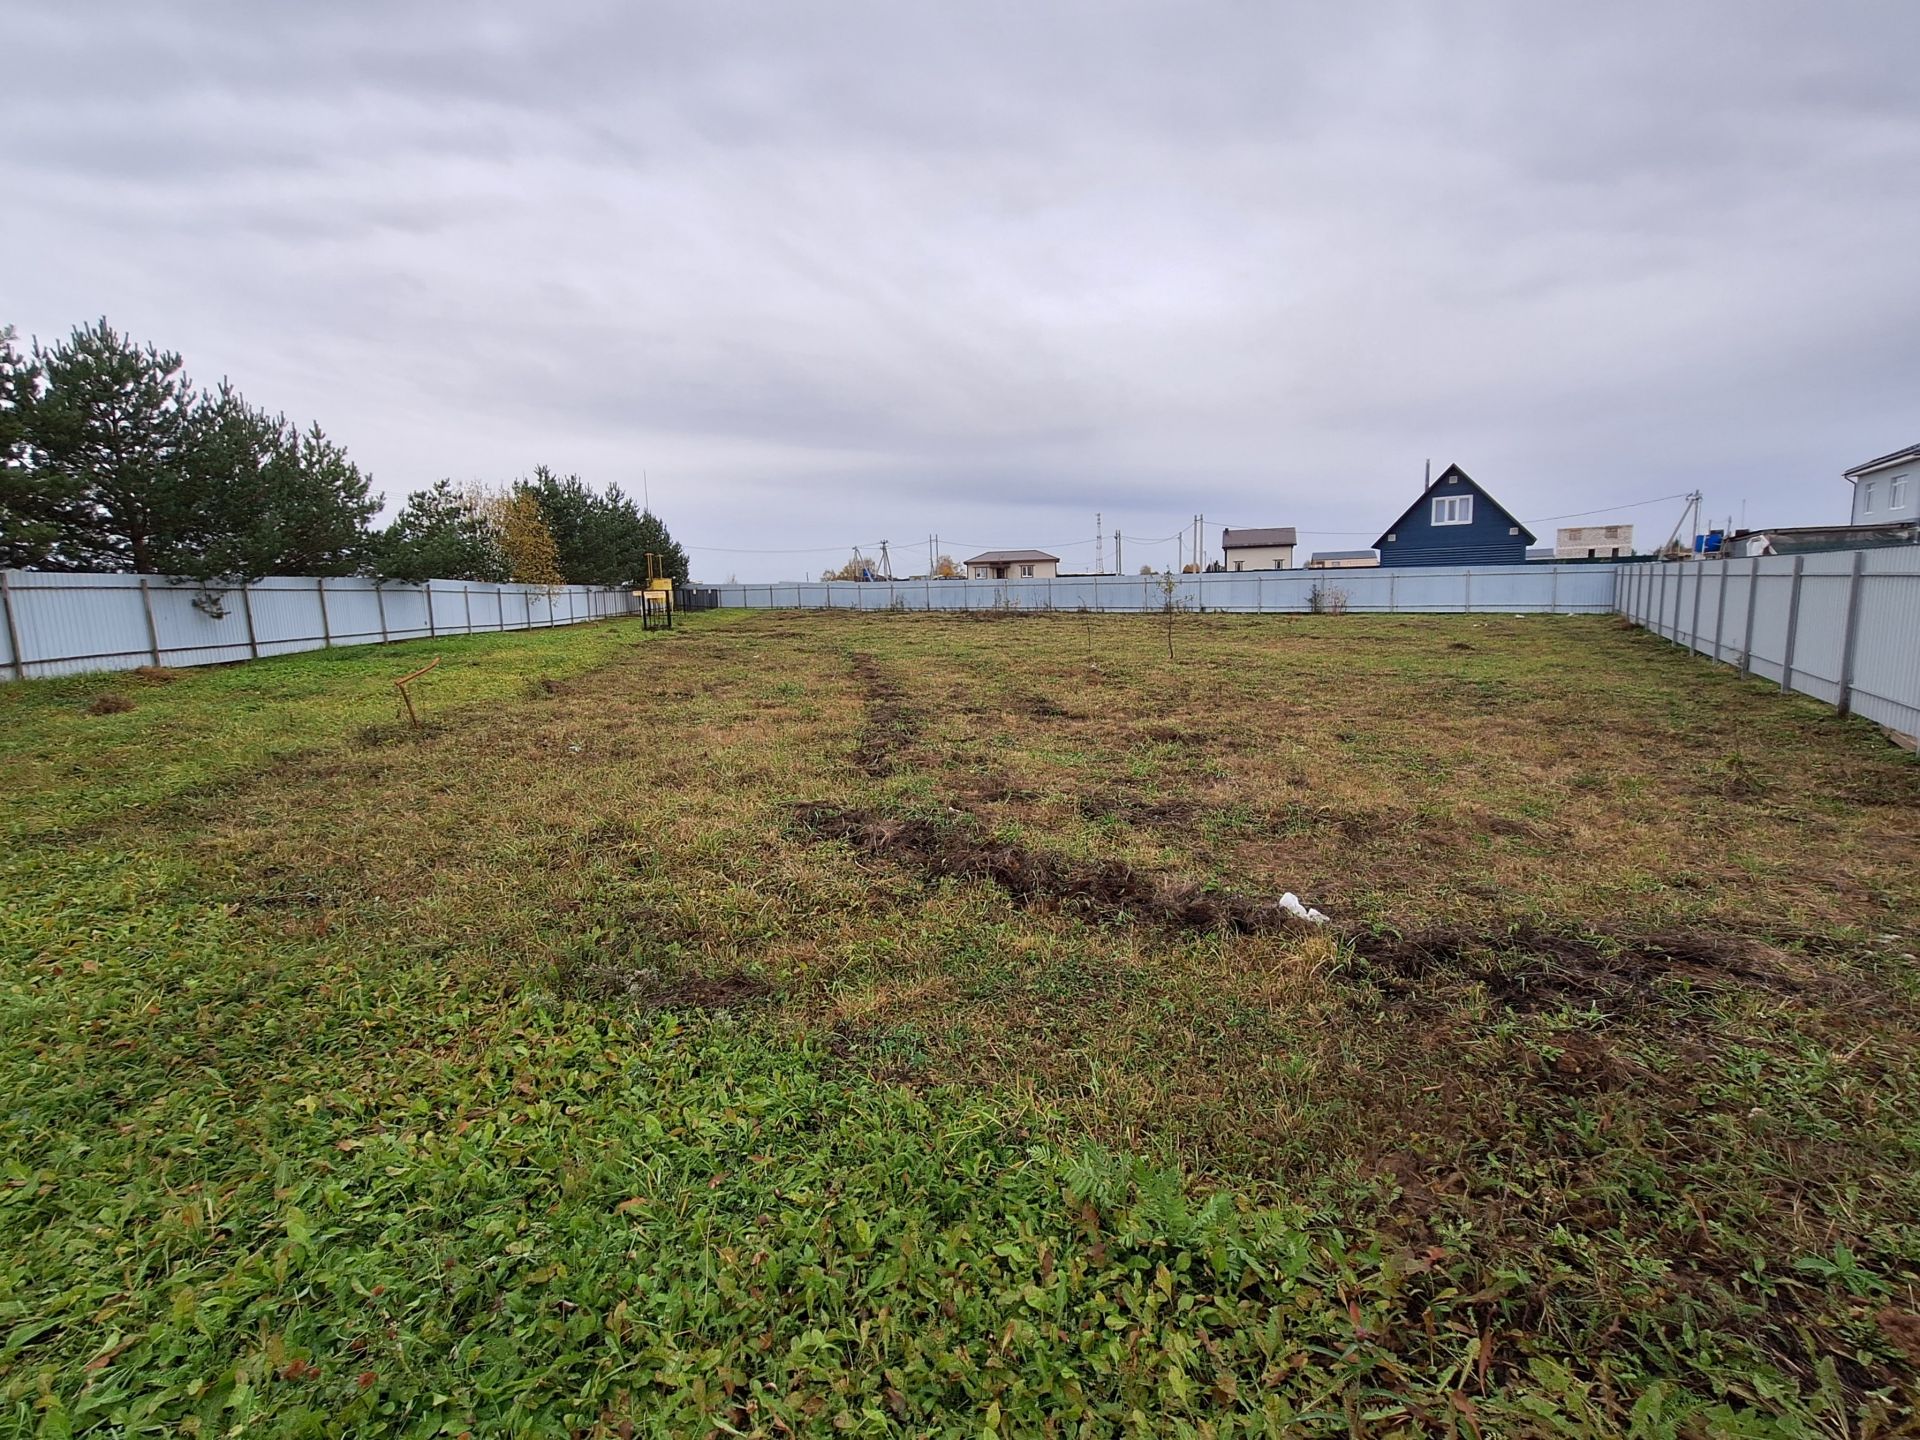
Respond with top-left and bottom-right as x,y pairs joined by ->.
85,693 -> 135,716
795,802 -> 1320,935
1345,925 -> 1812,1015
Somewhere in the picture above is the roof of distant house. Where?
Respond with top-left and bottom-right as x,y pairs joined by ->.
1221,527 -> 1298,549
1844,443 -> 1920,479
963,549 -> 1059,564
1310,549 -> 1376,562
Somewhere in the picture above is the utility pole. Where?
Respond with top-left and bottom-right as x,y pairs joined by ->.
1114,529 -> 1123,575
1659,491 -> 1704,559
1095,512 -> 1104,574
1199,513 -> 1207,571
879,539 -> 892,580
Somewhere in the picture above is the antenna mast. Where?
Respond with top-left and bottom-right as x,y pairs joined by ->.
1095,512 -> 1104,575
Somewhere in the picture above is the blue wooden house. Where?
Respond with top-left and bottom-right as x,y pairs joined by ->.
1372,464 -> 1536,567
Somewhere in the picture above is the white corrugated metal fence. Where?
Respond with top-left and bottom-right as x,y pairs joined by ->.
0,571 -> 640,682
1615,548 -> 1920,740
702,564 -> 1621,615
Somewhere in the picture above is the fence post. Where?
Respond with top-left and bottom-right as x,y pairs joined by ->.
373,583 -> 388,643
464,585 -> 473,634
239,582 -> 260,660
1388,571 -> 1396,613
137,576 -> 163,665
1740,559 -> 1758,676
1551,564 -> 1559,612
497,589 -> 506,632
1688,562 -> 1704,653
0,571 -> 24,680
1836,550 -> 1868,716
1463,569 -> 1472,612
1712,558 -> 1729,662
426,583 -> 437,638
1779,555 -> 1806,694
1657,563 -> 1668,639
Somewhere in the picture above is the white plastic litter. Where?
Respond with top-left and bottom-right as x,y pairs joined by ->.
1279,892 -> 1330,925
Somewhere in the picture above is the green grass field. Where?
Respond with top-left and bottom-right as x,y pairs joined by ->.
2,610 -> 1917,1437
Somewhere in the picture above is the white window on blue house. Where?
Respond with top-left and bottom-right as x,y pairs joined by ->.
1432,494 -> 1473,526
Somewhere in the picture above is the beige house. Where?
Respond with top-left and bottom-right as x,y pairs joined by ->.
965,549 -> 1059,580
1306,549 -> 1379,569
1556,524 -> 1634,559
1220,526 -> 1297,571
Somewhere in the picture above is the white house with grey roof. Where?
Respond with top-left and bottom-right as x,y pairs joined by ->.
1846,443 -> 1919,525
1220,526 -> 1297,571
964,549 -> 1059,580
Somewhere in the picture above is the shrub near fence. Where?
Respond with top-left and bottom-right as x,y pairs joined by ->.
0,571 -> 641,681
1615,547 -> 1920,741
701,563 -> 1624,616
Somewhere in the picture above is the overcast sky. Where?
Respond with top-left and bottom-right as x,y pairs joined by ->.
6,2 -> 1916,579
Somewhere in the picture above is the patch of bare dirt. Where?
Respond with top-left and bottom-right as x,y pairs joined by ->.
1076,790 -> 1202,826
1345,925 -> 1820,1016
850,652 -> 917,777
85,693 -> 135,715
794,802 -> 1323,935
131,665 -> 180,683
564,961 -> 772,1011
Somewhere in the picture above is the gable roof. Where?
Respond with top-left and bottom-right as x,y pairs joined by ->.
963,549 -> 1059,565
1844,443 -> 1920,480
1221,526 -> 1298,549
1370,463 -> 1537,549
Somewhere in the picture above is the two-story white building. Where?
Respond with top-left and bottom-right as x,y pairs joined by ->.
1220,527 -> 1298,571
1847,443 -> 1919,524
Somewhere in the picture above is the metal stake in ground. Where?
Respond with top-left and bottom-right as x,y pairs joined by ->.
393,656 -> 441,727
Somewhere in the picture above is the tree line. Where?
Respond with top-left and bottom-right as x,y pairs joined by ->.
0,318 -> 687,589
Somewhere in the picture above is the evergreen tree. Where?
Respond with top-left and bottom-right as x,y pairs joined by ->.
28,318 -> 200,572
375,481 -> 507,584
632,503 -> 688,585
517,470 -> 685,587
525,467 -> 618,585
0,326 -> 59,569
9,319 -> 379,581
181,386 -> 380,583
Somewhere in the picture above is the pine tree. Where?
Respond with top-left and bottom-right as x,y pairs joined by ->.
633,504 -> 688,585
375,481 -> 507,584
0,326 -> 59,569
525,467 -> 618,585
182,387 -> 380,583
28,318 -> 200,572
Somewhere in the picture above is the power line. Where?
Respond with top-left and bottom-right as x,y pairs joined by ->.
683,539 -> 887,555
1519,492 -> 1693,524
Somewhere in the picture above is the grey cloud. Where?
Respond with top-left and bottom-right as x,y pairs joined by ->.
4,1 -> 1916,578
